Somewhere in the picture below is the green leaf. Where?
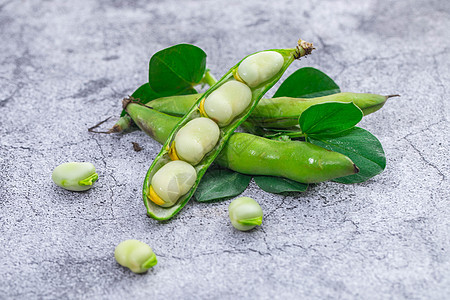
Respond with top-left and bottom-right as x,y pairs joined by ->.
253,176 -> 308,193
120,83 -> 197,117
299,102 -> 363,136
131,83 -> 160,103
194,167 -> 252,202
308,127 -> 386,183
149,44 -> 206,93
273,67 -> 340,98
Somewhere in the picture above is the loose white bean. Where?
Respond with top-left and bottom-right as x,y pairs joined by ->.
114,239 -> 157,273
237,51 -> 284,87
52,162 -> 98,191
228,197 -> 263,231
174,117 -> 220,165
151,160 -> 197,207
203,81 -> 252,126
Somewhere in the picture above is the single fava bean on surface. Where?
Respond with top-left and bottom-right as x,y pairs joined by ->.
150,160 -> 197,207
237,51 -> 284,88
173,117 -> 220,165
228,197 -> 263,231
114,239 -> 158,273
51,162 -> 98,191
202,81 -> 252,127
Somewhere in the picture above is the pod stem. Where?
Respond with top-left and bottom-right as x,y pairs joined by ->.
88,117 -> 113,134
108,115 -> 132,133
294,39 -> 315,59
122,96 -> 138,110
386,94 -> 400,99
201,70 -> 218,87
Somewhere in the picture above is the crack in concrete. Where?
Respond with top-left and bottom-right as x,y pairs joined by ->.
404,136 -> 446,182
0,138 -> 95,153
0,82 -> 23,108
399,119 -> 446,141
89,136 -> 117,218
264,195 -> 287,219
157,247 -> 273,261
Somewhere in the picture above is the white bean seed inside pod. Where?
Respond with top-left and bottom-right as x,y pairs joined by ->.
203,80 -> 252,126
174,117 -> 220,165
237,51 -> 284,87
151,160 -> 197,207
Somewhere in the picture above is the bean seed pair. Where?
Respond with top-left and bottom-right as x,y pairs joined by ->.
140,40 -> 314,220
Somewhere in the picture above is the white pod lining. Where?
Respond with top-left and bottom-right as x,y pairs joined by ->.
203,81 -> 252,126
237,51 -> 284,87
151,160 -> 197,207
174,117 -> 220,165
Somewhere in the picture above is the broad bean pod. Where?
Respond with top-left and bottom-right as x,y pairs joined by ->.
113,92 -> 396,133
249,93 -> 399,128
139,40 -> 315,220
124,102 -> 358,184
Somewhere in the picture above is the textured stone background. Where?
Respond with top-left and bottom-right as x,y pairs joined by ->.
0,0 -> 449,299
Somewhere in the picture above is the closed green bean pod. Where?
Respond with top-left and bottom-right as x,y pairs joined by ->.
125,102 -> 358,185
216,133 -> 357,183
140,40 -> 314,221
123,92 -> 396,132
249,93 -> 399,128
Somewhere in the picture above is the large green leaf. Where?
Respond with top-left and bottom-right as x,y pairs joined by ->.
274,67 -> 340,98
194,167 -> 252,202
253,176 -> 308,193
149,44 -> 206,93
308,127 -> 386,183
299,102 -> 363,136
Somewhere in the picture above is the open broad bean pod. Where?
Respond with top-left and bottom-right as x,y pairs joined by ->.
139,39 -> 314,221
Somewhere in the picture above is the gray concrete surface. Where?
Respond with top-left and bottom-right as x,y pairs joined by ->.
0,0 -> 449,299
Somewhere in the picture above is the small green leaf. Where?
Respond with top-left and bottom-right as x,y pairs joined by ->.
274,67 -> 340,98
254,176 -> 308,193
299,102 -> 363,136
194,167 -> 251,202
308,127 -> 386,183
149,44 -> 206,93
